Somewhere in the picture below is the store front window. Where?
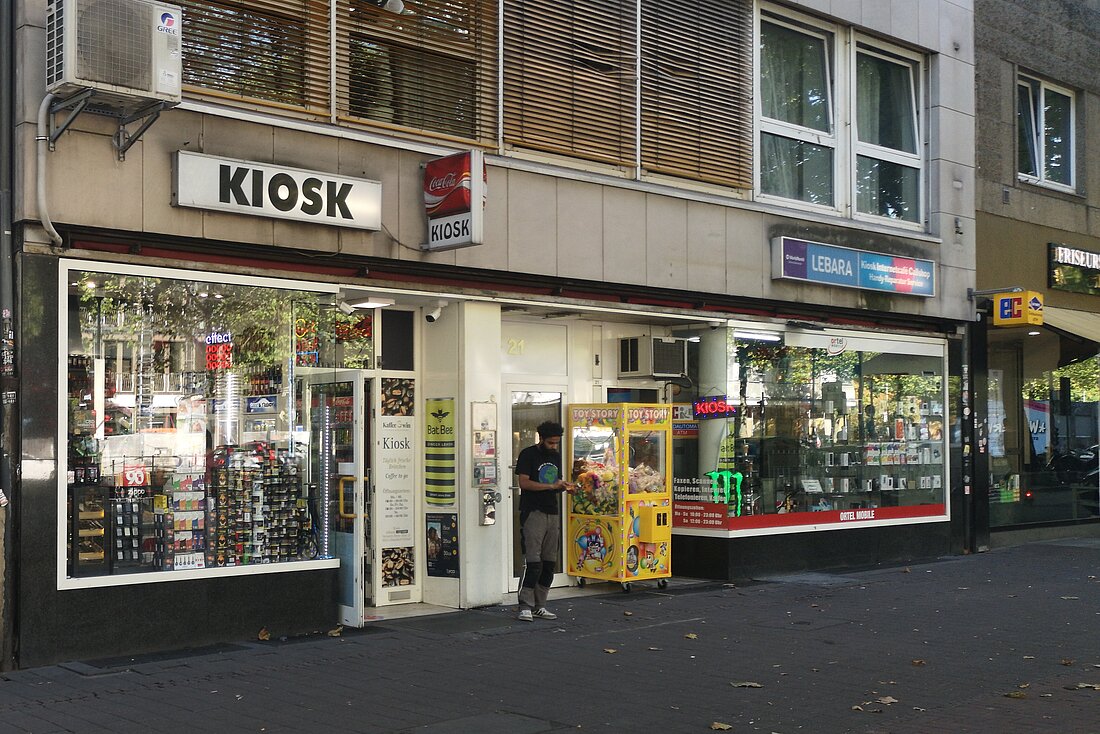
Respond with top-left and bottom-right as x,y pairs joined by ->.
63,264 -> 379,579
988,327 -> 1100,527
673,327 -> 949,533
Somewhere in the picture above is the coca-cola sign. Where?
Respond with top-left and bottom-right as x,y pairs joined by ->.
422,150 -> 486,251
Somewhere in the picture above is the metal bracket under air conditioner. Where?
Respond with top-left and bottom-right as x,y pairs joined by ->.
49,89 -> 171,161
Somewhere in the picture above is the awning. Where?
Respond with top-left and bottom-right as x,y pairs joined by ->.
1042,306 -> 1100,345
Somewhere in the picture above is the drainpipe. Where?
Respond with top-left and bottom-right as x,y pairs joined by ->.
36,94 -> 62,246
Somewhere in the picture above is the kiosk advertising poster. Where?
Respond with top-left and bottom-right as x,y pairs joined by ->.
379,387 -> 416,588
425,398 -> 456,506
425,513 -> 459,578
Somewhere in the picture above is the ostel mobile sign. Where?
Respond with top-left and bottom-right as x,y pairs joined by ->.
422,150 -> 486,252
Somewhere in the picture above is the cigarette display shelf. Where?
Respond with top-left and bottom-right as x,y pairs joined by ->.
69,483 -> 107,577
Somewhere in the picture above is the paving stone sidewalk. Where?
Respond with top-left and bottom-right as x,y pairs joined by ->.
1,538 -> 1098,733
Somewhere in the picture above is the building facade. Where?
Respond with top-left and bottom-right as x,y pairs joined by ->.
972,0 -> 1100,546
4,0 -> 975,667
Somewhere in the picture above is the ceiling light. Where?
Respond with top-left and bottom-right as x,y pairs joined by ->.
1027,330 -> 1041,336
347,297 -> 396,309
733,330 -> 782,342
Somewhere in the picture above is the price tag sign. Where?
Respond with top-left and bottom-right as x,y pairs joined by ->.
121,464 -> 148,487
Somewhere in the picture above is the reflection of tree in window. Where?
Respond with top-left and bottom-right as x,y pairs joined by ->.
348,0 -> 481,139
182,1 -> 308,106
349,37 -> 476,138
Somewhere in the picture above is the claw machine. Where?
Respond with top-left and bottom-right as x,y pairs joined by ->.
566,404 -> 672,591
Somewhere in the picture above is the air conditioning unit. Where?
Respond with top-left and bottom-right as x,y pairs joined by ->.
46,0 -> 183,112
618,337 -> 688,379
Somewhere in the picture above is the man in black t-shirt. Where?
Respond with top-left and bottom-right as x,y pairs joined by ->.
514,420 -> 574,621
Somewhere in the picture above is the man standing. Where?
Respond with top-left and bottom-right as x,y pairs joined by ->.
515,420 -> 573,621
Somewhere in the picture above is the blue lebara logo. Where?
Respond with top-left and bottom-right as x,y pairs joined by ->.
157,12 -> 177,33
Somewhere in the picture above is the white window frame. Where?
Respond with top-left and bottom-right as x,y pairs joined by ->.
754,4 -> 926,231
1017,73 -> 1076,192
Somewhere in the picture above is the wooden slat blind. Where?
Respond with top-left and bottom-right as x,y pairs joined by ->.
503,0 -> 637,167
181,0 -> 331,112
641,0 -> 753,188
335,0 -> 497,143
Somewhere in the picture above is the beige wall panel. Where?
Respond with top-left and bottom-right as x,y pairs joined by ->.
456,165 -> 509,271
201,209 -> 275,247
556,179 -> 604,281
274,219 -> 339,254
933,55 -> 976,115
200,117 -> 274,164
506,171 -> 557,278
829,0 -> 862,26
337,140 -> 402,259
47,131 -> 144,231
144,113 -> 204,240
930,160 -> 976,247
861,1 -> 891,35
1018,191 -> 1090,234
940,0 -> 974,64
932,264 -> 975,321
603,186 -> 647,287
889,0 -> 920,46
16,30 -> 45,126
929,106 -> 975,168
274,128 -> 340,179
645,195 -> 688,290
917,0 -> 941,51
725,209 -> 766,299
686,201 -> 726,296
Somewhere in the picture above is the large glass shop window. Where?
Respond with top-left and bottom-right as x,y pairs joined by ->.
673,330 -> 948,532
65,269 -> 372,577
987,328 -> 1100,527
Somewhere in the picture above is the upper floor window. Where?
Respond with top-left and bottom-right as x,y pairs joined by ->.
340,0 -> 495,143
757,9 -> 924,227
181,0 -> 327,110
1017,74 -> 1075,190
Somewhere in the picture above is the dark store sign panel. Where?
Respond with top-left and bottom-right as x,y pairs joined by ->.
1050,243 -> 1100,295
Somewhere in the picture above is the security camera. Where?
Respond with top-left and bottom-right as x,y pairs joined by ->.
336,300 -> 355,316
425,306 -> 443,323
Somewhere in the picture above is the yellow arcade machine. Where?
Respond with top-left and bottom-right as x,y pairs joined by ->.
566,404 -> 672,592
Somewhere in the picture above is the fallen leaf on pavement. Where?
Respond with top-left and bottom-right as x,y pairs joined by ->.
1062,659 -> 1075,666
648,647 -> 662,651
685,633 -> 699,639
902,567 -> 911,573
1073,682 -> 1100,690
911,659 -> 926,666
1004,691 -> 1027,699
732,681 -> 763,688
1024,655 -> 1035,659
327,625 -> 343,637
1061,596 -> 1079,600
851,705 -> 864,712
257,627 -> 271,641
1018,683 -> 1030,689
912,707 -> 925,712
604,648 -> 618,654
623,611 -> 633,616
709,722 -> 732,730
876,696 -> 898,705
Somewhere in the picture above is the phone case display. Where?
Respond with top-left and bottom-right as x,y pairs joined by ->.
566,404 -> 672,588
206,444 -> 305,567
110,497 -> 149,569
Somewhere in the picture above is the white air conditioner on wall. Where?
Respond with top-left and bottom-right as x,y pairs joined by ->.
618,337 -> 688,379
46,0 -> 183,110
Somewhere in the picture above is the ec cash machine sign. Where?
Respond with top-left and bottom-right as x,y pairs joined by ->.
173,151 -> 382,230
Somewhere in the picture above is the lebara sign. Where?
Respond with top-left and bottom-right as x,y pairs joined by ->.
772,236 -> 935,297
173,151 -> 382,230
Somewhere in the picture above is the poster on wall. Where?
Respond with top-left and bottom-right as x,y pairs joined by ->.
426,513 -> 460,578
378,413 -> 415,549
425,397 -> 456,506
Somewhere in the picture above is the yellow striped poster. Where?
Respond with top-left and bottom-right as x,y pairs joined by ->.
425,398 -> 456,506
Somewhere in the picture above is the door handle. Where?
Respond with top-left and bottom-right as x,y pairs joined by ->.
337,476 -> 370,520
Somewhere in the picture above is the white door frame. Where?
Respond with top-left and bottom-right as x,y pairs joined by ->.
501,382 -> 573,594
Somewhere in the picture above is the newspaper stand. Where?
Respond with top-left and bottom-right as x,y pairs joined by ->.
566,403 -> 672,592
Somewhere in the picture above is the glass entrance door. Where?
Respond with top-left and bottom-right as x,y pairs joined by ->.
505,387 -> 571,592
305,371 -> 371,626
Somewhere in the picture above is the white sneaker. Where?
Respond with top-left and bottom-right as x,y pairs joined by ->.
533,608 -> 557,620
517,608 -> 533,622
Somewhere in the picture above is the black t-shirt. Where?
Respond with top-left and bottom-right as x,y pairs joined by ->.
515,443 -> 563,515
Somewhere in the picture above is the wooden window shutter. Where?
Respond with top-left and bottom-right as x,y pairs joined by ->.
181,0 -> 331,112
641,0 -> 753,188
504,0 -> 637,167
335,0 -> 497,144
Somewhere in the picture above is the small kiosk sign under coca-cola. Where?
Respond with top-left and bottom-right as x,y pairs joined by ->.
422,150 -> 486,251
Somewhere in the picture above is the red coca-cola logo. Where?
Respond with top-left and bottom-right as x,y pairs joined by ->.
423,151 -> 485,218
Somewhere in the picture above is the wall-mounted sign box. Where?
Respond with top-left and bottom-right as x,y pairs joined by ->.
992,291 -> 1043,327
1049,243 -> 1100,295
692,396 -> 738,420
173,151 -> 382,230
772,236 -> 935,297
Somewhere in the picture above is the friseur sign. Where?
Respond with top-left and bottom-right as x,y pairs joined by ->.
173,151 -> 382,230
772,236 -> 935,297
1049,243 -> 1100,295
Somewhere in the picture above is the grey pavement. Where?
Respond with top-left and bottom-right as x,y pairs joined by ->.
2,539 -> 1100,733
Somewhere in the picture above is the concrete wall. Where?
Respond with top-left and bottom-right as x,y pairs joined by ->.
975,0 -> 1100,241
